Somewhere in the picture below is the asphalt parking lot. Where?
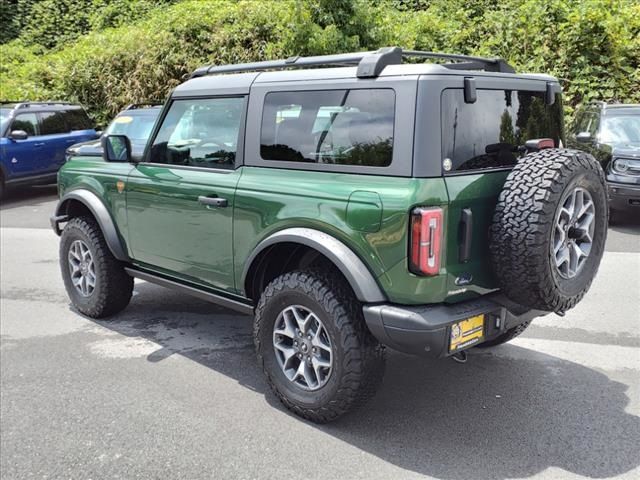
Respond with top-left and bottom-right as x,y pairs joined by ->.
1,185 -> 639,480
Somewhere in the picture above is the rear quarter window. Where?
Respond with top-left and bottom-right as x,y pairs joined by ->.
260,89 -> 395,167
64,109 -> 93,130
441,89 -> 564,173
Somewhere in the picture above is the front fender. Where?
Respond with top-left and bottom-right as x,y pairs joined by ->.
242,227 -> 386,303
52,189 -> 129,261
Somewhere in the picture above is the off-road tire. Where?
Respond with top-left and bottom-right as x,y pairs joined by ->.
60,216 -> 133,318
477,321 -> 530,348
490,149 -> 608,313
254,269 -> 385,423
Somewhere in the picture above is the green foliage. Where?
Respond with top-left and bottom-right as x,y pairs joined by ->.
0,0 -> 637,125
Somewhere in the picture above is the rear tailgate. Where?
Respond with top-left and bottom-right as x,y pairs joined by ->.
444,171 -> 509,297
439,86 -> 564,302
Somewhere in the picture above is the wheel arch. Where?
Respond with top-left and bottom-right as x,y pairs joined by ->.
54,190 -> 130,261
242,227 -> 386,304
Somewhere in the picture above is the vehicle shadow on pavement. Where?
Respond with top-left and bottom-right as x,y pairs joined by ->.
93,282 -> 640,480
609,209 -> 640,230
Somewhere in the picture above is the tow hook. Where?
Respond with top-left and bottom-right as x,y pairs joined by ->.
451,351 -> 468,364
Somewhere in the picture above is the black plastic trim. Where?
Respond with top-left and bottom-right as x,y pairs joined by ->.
125,267 -> 254,315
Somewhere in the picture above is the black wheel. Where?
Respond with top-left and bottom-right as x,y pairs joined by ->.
254,269 -> 385,423
60,216 -> 133,318
477,321 -> 530,348
490,149 -> 608,314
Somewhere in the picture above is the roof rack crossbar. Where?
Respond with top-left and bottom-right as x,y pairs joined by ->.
402,50 -> 514,72
190,47 -> 515,79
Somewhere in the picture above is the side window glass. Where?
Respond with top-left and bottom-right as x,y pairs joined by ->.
11,113 -> 39,136
148,97 -> 244,169
260,89 -> 395,167
40,111 -> 68,135
64,109 -> 92,130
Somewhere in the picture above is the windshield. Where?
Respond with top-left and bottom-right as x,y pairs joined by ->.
600,113 -> 640,146
106,113 -> 158,141
0,108 -> 11,133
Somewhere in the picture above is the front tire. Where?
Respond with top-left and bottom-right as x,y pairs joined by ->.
60,216 -> 133,318
254,270 -> 385,423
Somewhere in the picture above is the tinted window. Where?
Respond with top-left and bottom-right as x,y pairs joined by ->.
64,109 -> 92,130
441,89 -> 564,172
106,113 -> 159,141
148,97 -> 243,169
39,111 -> 67,135
261,89 -> 395,167
11,113 -> 39,136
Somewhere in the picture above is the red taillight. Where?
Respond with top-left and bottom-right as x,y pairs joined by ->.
409,207 -> 443,276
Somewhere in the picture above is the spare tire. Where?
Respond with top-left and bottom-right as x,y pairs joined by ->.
490,149 -> 608,313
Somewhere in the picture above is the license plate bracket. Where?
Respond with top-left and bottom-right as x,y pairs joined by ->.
449,314 -> 485,352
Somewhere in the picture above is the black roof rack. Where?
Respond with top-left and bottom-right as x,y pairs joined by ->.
0,101 -> 77,109
190,46 -> 515,79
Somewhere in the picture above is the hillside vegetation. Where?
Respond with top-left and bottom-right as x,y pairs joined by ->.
1,0 -> 638,124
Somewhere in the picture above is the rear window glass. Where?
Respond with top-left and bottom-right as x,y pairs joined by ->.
441,89 -> 564,172
64,109 -> 93,130
261,89 -> 395,167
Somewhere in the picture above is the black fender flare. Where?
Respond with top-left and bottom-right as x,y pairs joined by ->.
53,189 -> 130,261
242,227 -> 386,303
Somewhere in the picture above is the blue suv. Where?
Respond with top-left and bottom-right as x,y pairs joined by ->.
0,102 -> 98,198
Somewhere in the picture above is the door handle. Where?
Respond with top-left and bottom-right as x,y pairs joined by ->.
458,208 -> 473,263
34,142 -> 45,147
198,195 -> 228,208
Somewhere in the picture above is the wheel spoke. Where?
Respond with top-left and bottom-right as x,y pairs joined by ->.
274,342 -> 296,369
274,312 -> 296,340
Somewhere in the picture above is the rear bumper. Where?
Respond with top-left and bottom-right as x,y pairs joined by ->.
363,293 -> 547,358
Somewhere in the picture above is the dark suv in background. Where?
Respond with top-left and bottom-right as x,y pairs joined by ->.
568,102 -> 640,219
66,103 -> 162,161
0,102 -> 98,198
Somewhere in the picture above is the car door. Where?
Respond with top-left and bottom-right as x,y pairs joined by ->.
125,96 -> 246,293
38,110 -> 75,172
4,112 -> 45,178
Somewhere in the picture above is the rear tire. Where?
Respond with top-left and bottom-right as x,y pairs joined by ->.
490,149 -> 608,313
254,269 -> 385,423
60,216 -> 133,318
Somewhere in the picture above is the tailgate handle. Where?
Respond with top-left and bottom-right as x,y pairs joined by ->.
458,208 -> 473,263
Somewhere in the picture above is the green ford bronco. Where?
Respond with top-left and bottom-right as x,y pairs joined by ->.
52,47 -> 608,422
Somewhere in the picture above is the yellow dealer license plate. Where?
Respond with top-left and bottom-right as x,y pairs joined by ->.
449,314 -> 485,352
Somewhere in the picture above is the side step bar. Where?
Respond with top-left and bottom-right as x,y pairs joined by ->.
124,267 -> 254,315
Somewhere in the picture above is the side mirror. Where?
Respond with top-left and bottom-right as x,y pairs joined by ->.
102,135 -> 132,163
9,130 -> 28,140
576,132 -> 593,144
